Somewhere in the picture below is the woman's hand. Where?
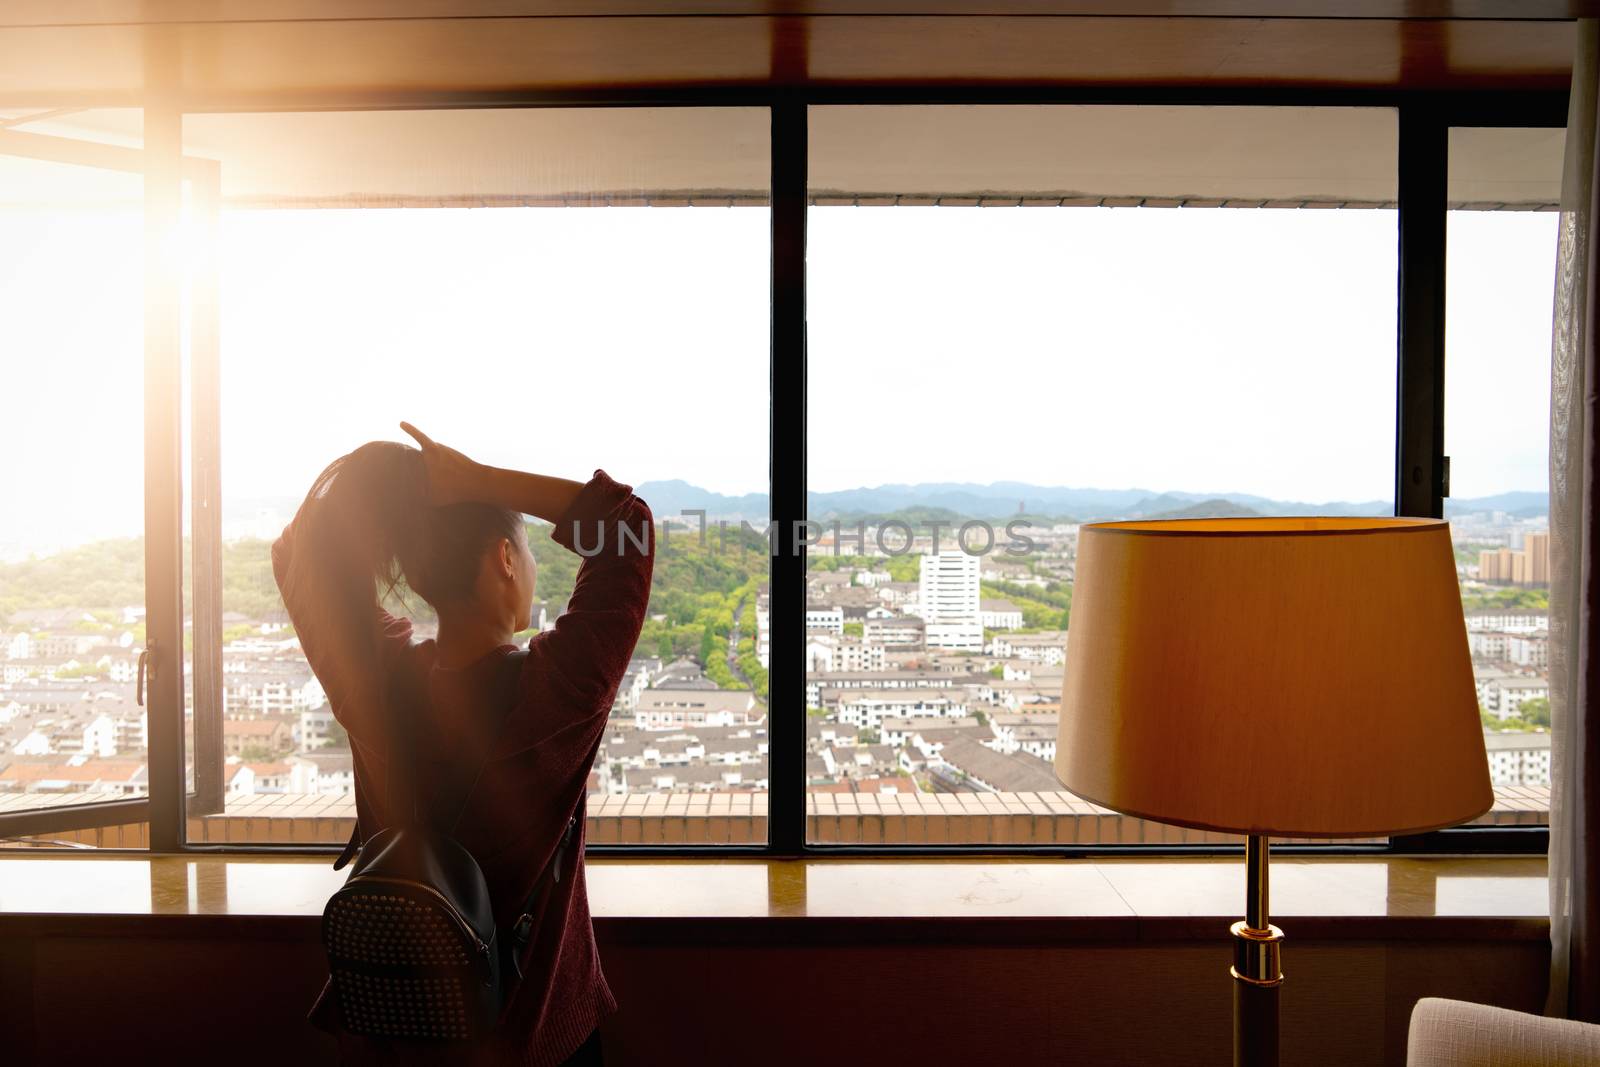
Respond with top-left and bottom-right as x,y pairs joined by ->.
403,422 -> 588,521
399,422 -> 485,507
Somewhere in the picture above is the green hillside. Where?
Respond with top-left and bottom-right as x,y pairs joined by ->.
0,522 -> 771,702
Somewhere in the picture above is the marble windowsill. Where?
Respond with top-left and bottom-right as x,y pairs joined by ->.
0,855 -> 1550,941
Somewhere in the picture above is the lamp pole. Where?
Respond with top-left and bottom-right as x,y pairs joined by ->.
1231,834 -> 1284,1067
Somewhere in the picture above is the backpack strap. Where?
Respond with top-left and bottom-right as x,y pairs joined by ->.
548,791 -> 585,887
506,790 -> 586,982
333,826 -> 361,871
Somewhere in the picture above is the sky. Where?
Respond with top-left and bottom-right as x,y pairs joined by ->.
0,185 -> 1558,557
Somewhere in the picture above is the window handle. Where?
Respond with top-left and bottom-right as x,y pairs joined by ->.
137,644 -> 152,707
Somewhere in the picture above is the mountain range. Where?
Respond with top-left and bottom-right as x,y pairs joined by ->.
0,482 -> 1550,561
635,479 -> 1550,523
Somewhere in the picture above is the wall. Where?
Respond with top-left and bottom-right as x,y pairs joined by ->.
0,914 -> 1548,1066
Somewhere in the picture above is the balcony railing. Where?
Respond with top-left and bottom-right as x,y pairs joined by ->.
0,785 -> 1550,849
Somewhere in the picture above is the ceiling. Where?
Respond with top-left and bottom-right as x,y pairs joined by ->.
0,8 -> 1582,106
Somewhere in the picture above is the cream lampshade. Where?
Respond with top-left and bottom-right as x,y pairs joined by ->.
1053,516 -> 1492,1067
1056,516 -> 1491,836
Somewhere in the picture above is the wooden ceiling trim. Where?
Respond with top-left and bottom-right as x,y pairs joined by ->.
0,15 -> 1577,106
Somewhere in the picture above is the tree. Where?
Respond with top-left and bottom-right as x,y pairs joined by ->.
325,719 -> 349,749
1520,697 -> 1551,728
1458,586 -> 1551,614
885,554 -> 920,583
53,663 -> 101,680
656,634 -> 673,661
842,622 -> 863,638
706,636 -> 738,688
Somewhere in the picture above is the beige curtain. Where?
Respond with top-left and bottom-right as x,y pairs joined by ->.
1547,17 -> 1599,1021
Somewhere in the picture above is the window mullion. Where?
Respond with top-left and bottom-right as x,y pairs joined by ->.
189,158 -> 226,821
143,100 -> 187,853
1396,101 -> 1448,522
769,101 -> 807,855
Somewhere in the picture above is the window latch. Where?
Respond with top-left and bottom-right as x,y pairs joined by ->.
136,644 -> 152,707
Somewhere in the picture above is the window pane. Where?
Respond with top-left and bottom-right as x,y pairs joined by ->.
1446,126 -> 1563,828
181,108 -> 769,846
0,109 -> 148,846
806,105 -> 1399,846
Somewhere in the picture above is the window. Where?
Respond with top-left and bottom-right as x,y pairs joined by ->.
168,108 -> 771,846
0,98 -> 1558,855
1445,125 -> 1564,829
804,105 -> 1400,845
0,109 -> 150,846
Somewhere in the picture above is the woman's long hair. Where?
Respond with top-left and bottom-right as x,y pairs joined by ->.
282,441 -> 524,672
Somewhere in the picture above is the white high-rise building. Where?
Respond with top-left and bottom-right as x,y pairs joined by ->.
916,551 -> 983,651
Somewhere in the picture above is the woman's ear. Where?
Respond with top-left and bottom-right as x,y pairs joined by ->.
500,537 -> 517,579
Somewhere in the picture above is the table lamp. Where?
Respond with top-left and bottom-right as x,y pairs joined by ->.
1053,517 -> 1491,1067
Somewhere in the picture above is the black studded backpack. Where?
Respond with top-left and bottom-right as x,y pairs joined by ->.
319,650 -> 583,1041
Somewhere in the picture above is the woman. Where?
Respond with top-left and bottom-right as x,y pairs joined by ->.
271,422 -> 655,1066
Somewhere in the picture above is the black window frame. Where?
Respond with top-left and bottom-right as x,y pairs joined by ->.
0,86 -> 1564,858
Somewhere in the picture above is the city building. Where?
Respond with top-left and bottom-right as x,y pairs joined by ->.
879,714 -> 985,748
1484,731 -> 1552,787
863,615 -> 925,649
1478,676 -> 1551,721
988,631 -> 1069,665
1478,530 -> 1551,585
1469,631 -> 1512,660
836,689 -> 970,730
0,756 -> 146,796
1509,633 -> 1550,669
804,604 -> 844,634
222,667 -> 326,717
298,704 -> 337,749
222,717 -> 293,756
914,551 -> 983,651
931,736 -> 1063,793
979,598 -> 1024,631
806,669 -> 978,709
989,713 -> 1059,762
805,635 -> 887,674
1464,610 -> 1549,633
633,689 -> 762,730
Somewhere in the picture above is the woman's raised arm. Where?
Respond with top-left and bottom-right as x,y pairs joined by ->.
401,421 -> 585,523
395,424 -> 656,749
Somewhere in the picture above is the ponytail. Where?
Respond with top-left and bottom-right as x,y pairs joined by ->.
282,441 -> 425,664
283,441 -> 525,662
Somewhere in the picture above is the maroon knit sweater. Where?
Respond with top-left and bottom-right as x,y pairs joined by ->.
274,470 -> 654,1067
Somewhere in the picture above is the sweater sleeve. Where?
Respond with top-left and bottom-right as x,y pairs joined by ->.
506,469 -> 654,753
271,513 -> 415,749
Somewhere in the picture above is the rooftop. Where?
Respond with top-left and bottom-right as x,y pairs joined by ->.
936,738 -> 1064,794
